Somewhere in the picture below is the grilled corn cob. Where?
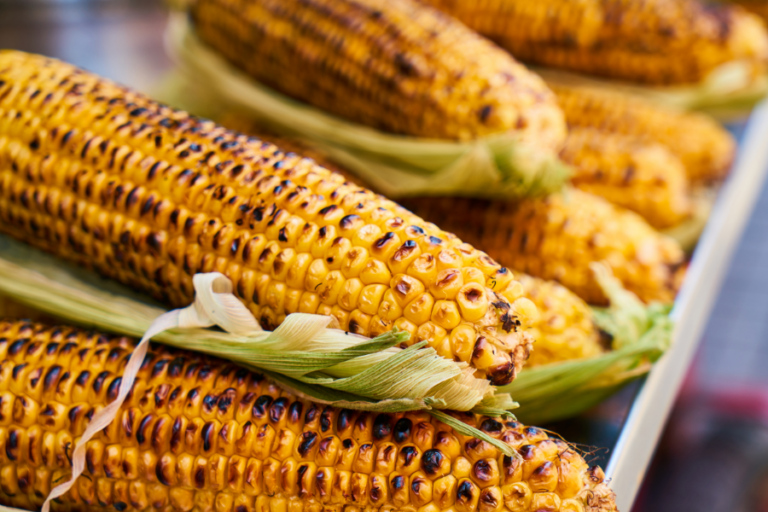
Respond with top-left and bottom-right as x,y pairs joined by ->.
561,128 -> 691,230
421,0 -> 768,85
0,320 -> 618,512
517,274 -> 605,367
551,82 -> 736,184
213,116 -> 609,368
0,50 -> 538,386
188,0 -> 566,147
403,190 -> 685,306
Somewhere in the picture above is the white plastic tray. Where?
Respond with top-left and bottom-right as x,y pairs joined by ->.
605,100 -> 768,510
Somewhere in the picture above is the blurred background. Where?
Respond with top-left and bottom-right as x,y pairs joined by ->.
2,1 -> 768,510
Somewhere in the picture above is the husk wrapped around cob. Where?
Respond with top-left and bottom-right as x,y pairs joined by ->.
0,49 -> 547,387
157,12 -> 570,200
209,117 -> 675,423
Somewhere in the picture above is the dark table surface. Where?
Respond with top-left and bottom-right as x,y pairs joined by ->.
3,2 -> 768,511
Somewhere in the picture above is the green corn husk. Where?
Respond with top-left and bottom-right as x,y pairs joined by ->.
501,263 -> 674,425
538,65 -> 768,122
156,13 -> 570,201
0,235 -> 520,456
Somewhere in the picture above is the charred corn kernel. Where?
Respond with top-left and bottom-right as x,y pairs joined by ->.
6,322 -> 618,512
404,190 -> 685,305
551,82 -> 736,184
457,285 -> 490,322
561,127 -> 692,229
422,0 -> 768,85
517,273 -> 605,367
0,51 -> 539,386
191,0 -> 566,147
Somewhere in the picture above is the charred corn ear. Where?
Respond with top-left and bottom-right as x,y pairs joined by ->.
551,82 -> 736,184
188,0 -> 566,147
217,114 -> 683,306
516,273 -> 605,367
561,128 -> 691,230
0,321 -> 618,512
421,0 -> 768,85
218,117 -> 610,367
403,190 -> 685,306
0,50 -> 536,386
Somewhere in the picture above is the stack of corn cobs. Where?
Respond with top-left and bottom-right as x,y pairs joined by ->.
0,0 -> 766,510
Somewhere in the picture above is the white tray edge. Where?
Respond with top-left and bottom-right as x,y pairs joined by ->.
607,100 -> 768,511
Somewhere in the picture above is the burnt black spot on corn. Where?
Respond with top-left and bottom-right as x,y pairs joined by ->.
189,0 -> 565,147
0,50 -> 538,386
421,0 -> 768,85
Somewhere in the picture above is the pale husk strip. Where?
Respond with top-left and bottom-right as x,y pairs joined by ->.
537,64 -> 768,120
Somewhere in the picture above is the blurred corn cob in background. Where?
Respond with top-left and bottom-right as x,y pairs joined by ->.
551,82 -> 737,184
403,190 -> 686,306
0,50 -> 544,385
420,0 -> 768,86
517,273 -> 606,367
188,0 -> 566,149
0,320 -> 619,512
561,128 -> 692,230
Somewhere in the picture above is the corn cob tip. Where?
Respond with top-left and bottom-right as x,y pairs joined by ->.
0,50 -> 536,386
0,320 -> 617,512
